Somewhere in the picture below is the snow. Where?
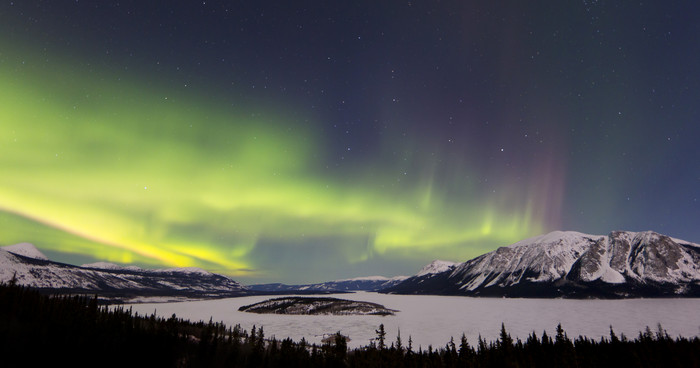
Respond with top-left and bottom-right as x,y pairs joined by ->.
461,273 -> 488,291
0,251 -> 25,280
1,243 -> 49,260
674,251 -> 700,280
124,296 -> 204,304
123,292 -> 700,349
82,262 -> 130,270
81,263 -> 214,275
671,236 -> 700,248
600,268 -> 626,283
449,231 -> 600,289
507,230 -> 600,250
0,249 -> 245,293
416,260 -> 456,277
389,275 -> 410,282
81,262 -> 144,272
405,230 -> 700,295
240,297 -> 395,315
248,275 -> 410,292
335,276 -> 391,282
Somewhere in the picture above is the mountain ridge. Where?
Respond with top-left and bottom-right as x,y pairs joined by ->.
0,243 -> 249,303
383,230 -> 700,298
3,229 -> 699,300
248,275 -> 408,293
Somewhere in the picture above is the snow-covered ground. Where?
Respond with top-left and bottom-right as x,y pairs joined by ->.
123,292 -> 700,349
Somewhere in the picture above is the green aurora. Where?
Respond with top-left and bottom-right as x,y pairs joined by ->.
0,45 -> 552,282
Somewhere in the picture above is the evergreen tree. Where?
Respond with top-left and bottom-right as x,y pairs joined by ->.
249,325 -> 257,345
375,323 -> 386,350
500,323 -> 514,348
395,328 -> 404,355
555,323 -> 569,345
541,330 -> 552,345
478,334 -> 488,354
609,325 -> 619,344
257,326 -> 265,348
459,333 -> 473,359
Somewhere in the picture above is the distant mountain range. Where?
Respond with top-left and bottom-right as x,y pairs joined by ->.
3,230 -> 699,301
0,243 -> 249,302
0,242 -> 406,302
384,231 -> 700,298
248,275 -> 408,293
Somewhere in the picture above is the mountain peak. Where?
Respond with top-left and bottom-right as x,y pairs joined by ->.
158,267 -> 212,276
1,243 -> 49,260
385,229 -> 700,298
334,276 -> 390,282
1,250 -> 247,301
81,262 -> 143,271
509,230 -> 600,249
416,260 -> 457,277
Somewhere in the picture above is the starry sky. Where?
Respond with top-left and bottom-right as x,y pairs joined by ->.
1,1 -> 698,284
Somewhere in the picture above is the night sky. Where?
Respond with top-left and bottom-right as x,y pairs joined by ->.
1,1 -> 698,284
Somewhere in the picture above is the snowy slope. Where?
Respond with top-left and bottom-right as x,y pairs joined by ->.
385,230 -> 700,298
416,260 -> 457,277
452,231 -> 600,291
1,243 -> 49,260
567,231 -> 700,286
0,244 -> 249,301
81,262 -> 144,272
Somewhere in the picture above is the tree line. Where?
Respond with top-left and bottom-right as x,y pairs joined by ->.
1,279 -> 698,367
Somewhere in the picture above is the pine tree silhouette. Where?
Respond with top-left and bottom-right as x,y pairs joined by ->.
375,323 -> 386,350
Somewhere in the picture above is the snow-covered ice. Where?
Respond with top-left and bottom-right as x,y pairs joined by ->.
123,292 -> 700,349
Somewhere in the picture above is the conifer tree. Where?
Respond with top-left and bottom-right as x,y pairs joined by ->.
555,323 -> 569,345
333,331 -> 347,361
375,323 -> 386,350
478,334 -> 488,353
459,333 -> 472,359
249,325 -> 257,345
541,330 -> 551,345
500,323 -> 513,348
395,328 -> 403,353
258,326 -> 265,347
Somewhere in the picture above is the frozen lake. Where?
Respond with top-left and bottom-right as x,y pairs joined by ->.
124,293 -> 700,349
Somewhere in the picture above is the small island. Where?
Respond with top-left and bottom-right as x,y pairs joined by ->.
238,297 -> 398,316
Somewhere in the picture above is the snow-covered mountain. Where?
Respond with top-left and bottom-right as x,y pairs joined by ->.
383,231 -> 700,298
416,260 -> 457,277
248,275 -> 409,293
2,242 -> 49,260
0,243 -> 249,302
80,262 -> 143,272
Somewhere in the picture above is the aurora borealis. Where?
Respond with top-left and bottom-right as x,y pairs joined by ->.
1,1 -> 698,283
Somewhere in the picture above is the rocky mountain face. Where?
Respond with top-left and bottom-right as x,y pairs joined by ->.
0,243 -> 249,302
383,231 -> 700,298
248,276 -> 408,293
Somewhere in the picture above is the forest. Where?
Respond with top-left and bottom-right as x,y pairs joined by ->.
1,279 -> 698,367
